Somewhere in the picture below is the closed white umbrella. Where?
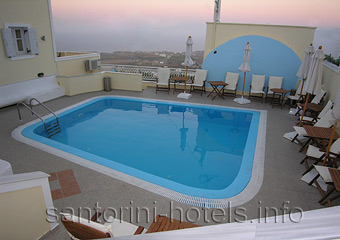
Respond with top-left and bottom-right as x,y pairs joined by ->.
323,84 -> 340,165
296,44 -> 315,102
178,36 -> 193,99
234,42 -> 251,104
183,36 -> 194,67
213,0 -> 221,22
299,46 -> 325,126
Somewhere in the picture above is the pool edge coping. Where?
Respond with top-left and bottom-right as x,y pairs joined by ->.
12,95 -> 267,208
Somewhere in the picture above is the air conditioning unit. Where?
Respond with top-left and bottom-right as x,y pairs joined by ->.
85,59 -> 101,71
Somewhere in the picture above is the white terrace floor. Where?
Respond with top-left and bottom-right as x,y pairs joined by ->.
1,88 -> 339,239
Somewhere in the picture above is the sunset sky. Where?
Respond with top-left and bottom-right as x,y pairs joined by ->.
51,0 -> 340,56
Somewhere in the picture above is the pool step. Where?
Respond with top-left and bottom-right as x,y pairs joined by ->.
46,121 -> 61,138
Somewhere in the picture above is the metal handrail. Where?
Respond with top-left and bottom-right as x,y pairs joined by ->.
16,102 -> 48,130
17,99 -> 61,138
29,98 -> 59,124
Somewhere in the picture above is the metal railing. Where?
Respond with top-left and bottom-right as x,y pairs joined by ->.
17,98 -> 61,138
101,64 -> 196,82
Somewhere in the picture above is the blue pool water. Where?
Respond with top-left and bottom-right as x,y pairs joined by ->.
22,97 -> 260,199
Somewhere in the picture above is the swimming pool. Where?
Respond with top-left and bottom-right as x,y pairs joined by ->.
13,96 -> 266,207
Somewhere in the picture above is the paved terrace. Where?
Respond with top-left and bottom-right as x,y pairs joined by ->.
1,88 -> 339,239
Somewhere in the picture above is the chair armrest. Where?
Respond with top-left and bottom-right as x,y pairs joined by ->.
91,211 -> 102,222
134,226 -> 145,235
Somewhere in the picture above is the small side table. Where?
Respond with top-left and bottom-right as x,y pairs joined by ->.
207,81 -> 228,100
171,76 -> 187,94
270,88 -> 289,108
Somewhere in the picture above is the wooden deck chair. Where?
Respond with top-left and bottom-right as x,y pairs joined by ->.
296,89 -> 327,116
285,79 -> 306,106
248,74 -> 265,103
300,137 -> 340,175
155,68 -> 170,94
190,69 -> 208,95
60,212 -> 146,239
299,100 -> 333,125
308,166 -> 340,207
222,72 -> 239,97
265,76 -> 283,103
292,109 -> 336,150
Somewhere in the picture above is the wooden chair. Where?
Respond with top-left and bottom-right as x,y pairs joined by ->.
295,89 -> 327,116
155,68 -> 171,94
265,76 -> 283,103
223,72 -> 239,97
291,109 -> 335,145
300,137 -> 340,175
308,166 -> 340,207
285,79 -> 306,107
248,74 -> 265,103
190,69 -> 208,95
60,211 -> 145,239
299,100 -> 333,125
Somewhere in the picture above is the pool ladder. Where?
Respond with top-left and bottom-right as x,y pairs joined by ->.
16,98 -> 61,138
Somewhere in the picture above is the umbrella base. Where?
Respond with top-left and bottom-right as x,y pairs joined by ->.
233,97 -> 251,104
177,92 -> 192,99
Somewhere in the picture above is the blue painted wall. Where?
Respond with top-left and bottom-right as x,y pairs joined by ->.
202,35 -> 301,92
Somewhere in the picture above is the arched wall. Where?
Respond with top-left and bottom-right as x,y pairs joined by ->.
202,35 -> 302,92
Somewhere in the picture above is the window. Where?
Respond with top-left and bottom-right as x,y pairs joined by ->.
2,23 -> 39,60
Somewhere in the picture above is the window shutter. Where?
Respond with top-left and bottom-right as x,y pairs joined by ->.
1,28 -> 16,58
27,28 -> 39,55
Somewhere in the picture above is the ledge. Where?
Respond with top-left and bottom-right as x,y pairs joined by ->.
56,52 -> 100,61
0,171 -> 49,185
323,61 -> 340,73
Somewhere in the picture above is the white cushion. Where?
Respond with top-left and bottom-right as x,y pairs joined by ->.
293,126 -> 307,136
225,72 -> 239,90
251,74 -> 265,92
314,165 -> 333,183
306,145 -> 324,159
60,213 -> 112,234
267,76 -> 283,94
157,68 -> 170,85
194,69 -> 208,86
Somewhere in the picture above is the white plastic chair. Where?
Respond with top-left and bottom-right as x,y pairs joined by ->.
155,68 -> 171,94
190,69 -> 208,95
265,76 -> 283,102
223,72 -> 239,97
248,74 -> 266,102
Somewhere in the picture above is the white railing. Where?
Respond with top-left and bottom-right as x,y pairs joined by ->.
101,64 -> 196,82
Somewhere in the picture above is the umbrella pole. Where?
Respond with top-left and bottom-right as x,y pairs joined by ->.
242,72 -> 246,98
299,93 -> 310,127
297,78 -> 305,103
184,66 -> 188,93
323,121 -> 338,166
